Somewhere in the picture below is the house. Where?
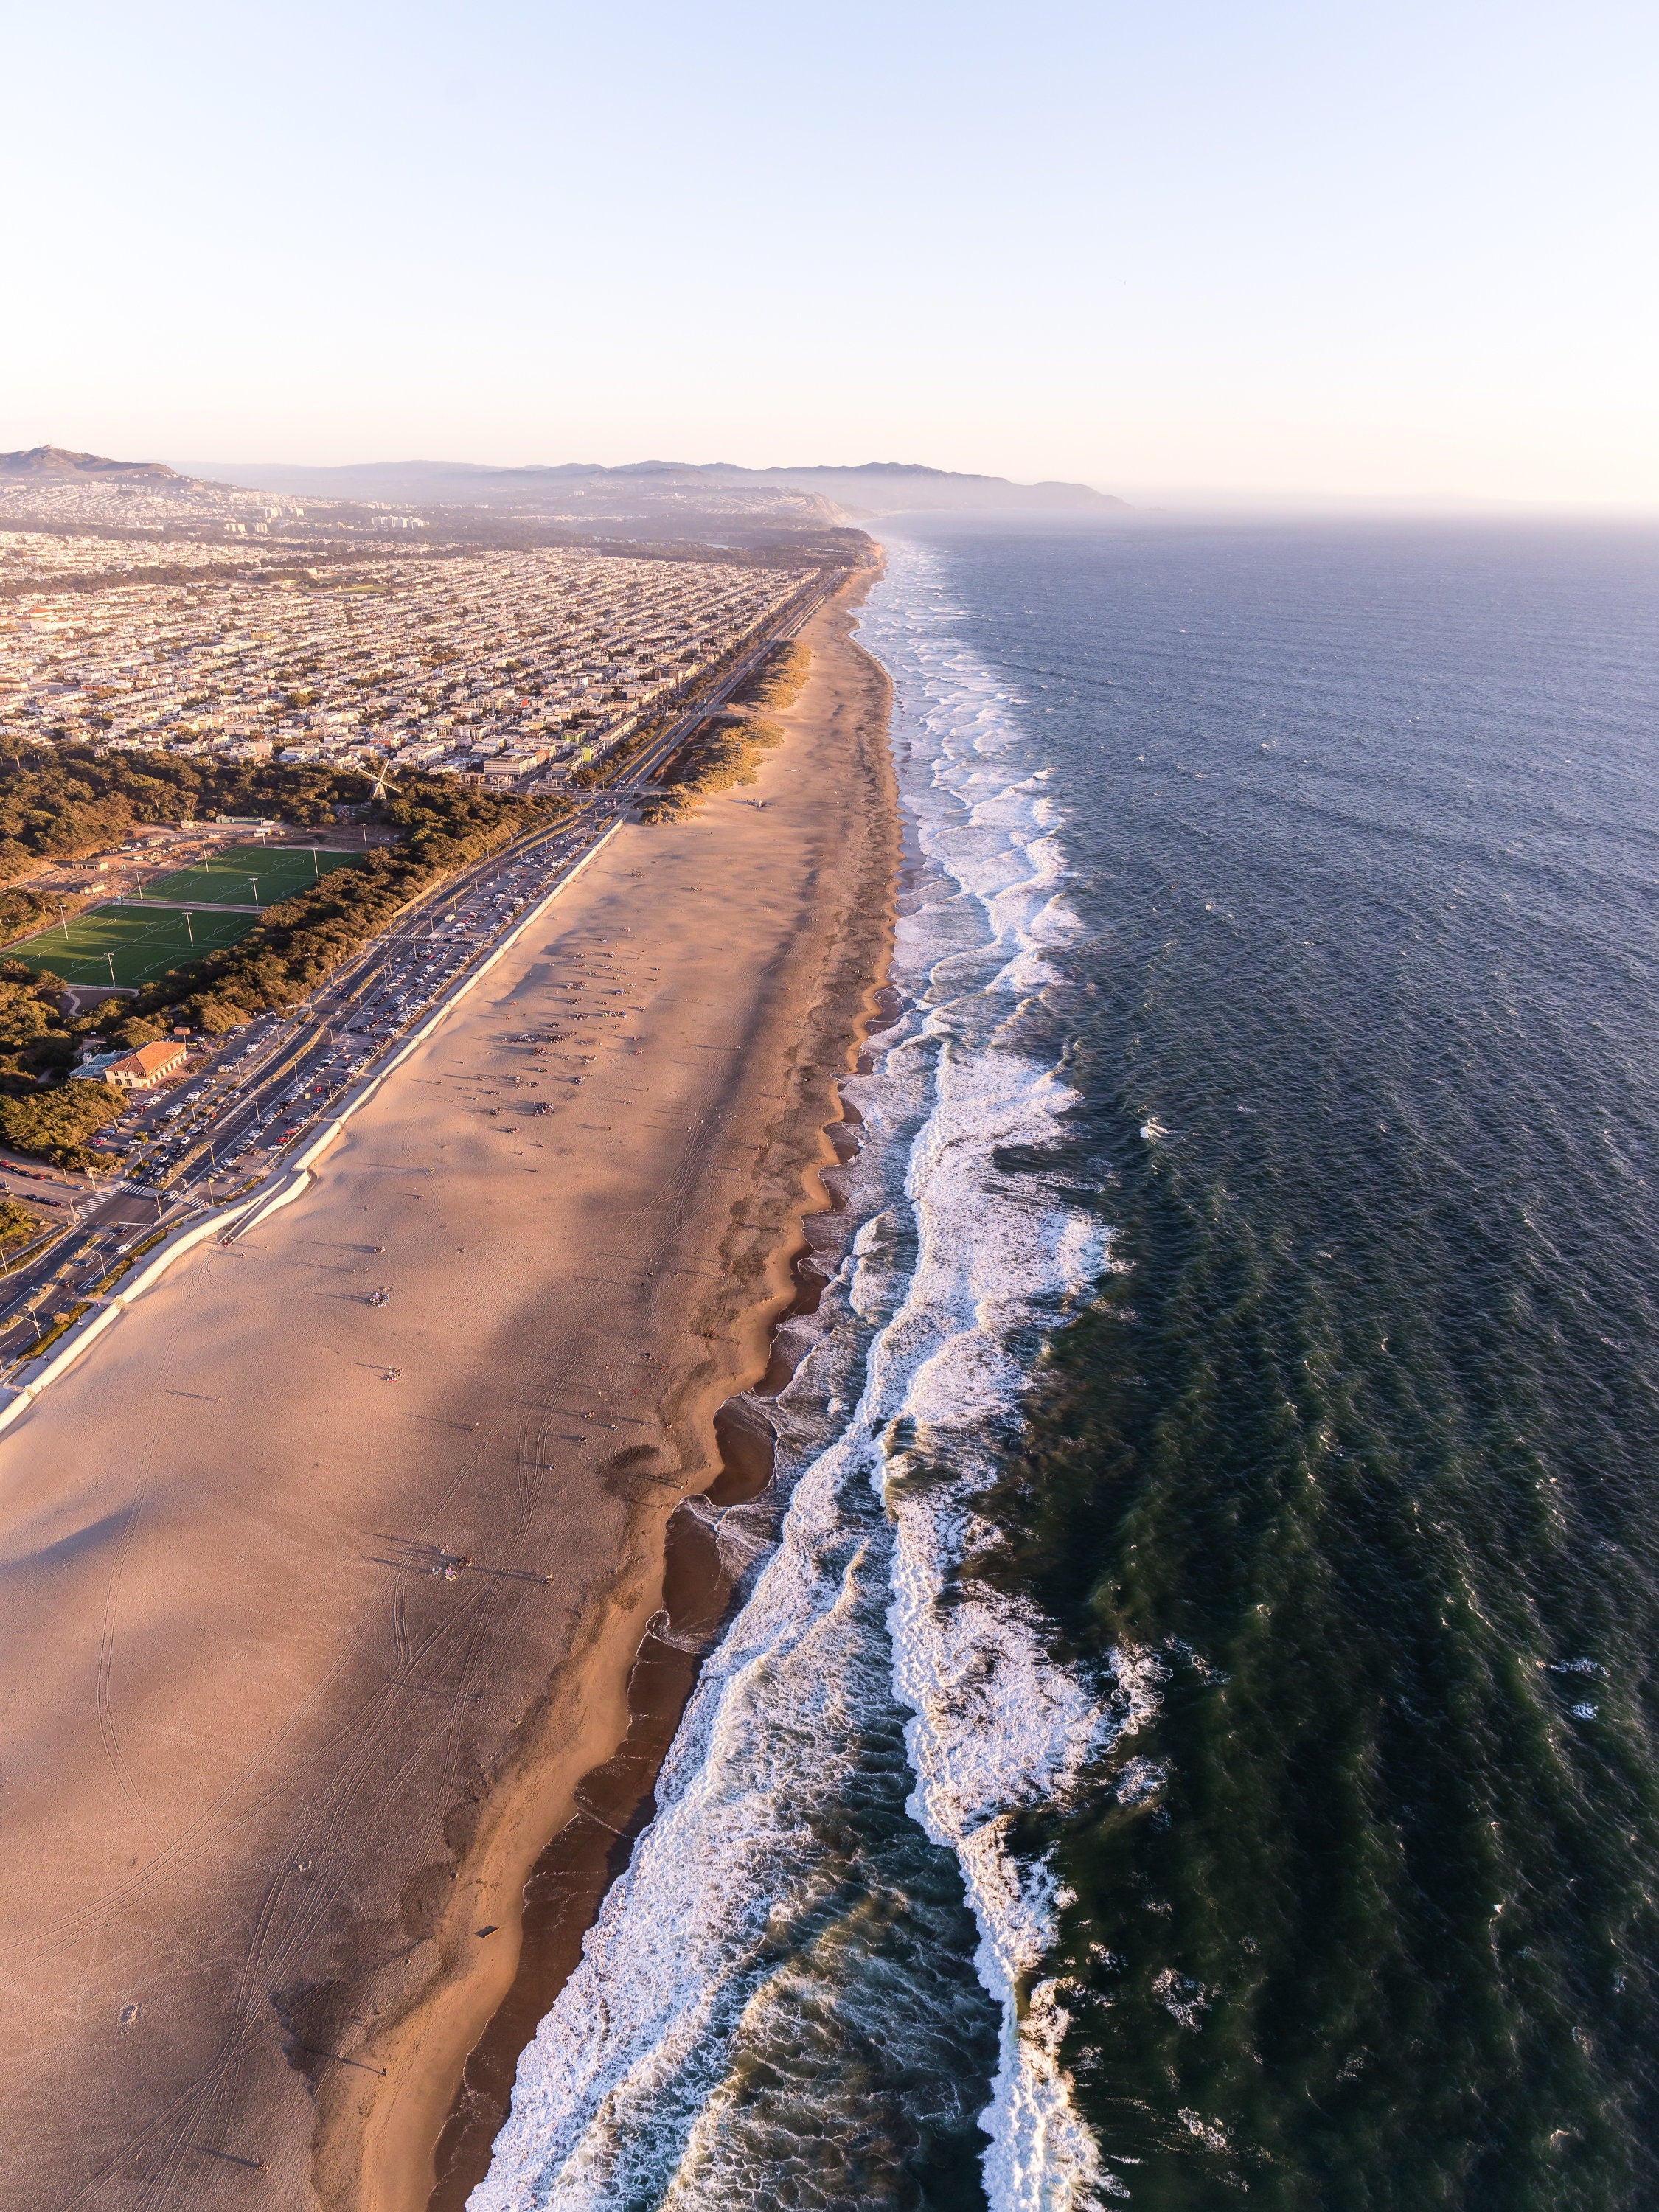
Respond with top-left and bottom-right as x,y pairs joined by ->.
99,1039 -> 189,1091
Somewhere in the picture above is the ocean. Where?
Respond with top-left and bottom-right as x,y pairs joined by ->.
472,515 -> 1659,2211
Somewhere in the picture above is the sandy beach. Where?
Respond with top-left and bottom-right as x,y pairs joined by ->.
0,575 -> 895,2212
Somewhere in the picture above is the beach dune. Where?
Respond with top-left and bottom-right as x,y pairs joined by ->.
0,580 -> 894,2211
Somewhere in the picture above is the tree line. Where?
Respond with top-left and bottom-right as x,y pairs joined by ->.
0,747 -> 567,1168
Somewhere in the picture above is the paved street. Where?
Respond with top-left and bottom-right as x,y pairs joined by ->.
0,569 -> 840,1375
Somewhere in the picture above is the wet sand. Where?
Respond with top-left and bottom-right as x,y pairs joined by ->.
0,574 -> 895,2212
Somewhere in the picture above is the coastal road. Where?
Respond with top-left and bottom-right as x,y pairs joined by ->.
0,563 -> 847,1373
0,571 -> 897,2212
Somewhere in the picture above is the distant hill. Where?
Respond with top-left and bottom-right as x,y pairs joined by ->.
0,445 -> 181,482
185,456 -> 1127,516
693,462 -> 1126,514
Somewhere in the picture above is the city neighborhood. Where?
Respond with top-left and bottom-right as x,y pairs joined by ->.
1,515 -> 804,795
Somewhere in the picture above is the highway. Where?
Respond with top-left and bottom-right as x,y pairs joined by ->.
0,562 -> 846,1376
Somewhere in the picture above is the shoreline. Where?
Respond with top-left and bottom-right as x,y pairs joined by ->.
422,1211 -> 849,2208
331,569 -> 898,2212
0,564 -> 897,2212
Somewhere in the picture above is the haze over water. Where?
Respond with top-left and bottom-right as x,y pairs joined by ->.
479,515 -> 1659,2211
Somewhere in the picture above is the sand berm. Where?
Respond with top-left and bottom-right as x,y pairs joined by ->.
0,572 -> 897,2211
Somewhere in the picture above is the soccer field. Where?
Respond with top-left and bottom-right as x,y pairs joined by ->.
8,904 -> 257,987
142,844 -> 364,908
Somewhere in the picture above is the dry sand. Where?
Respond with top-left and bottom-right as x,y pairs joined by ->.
0,577 -> 895,2212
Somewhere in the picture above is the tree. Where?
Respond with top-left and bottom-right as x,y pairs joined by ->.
0,1195 -> 45,1252
0,1079 -> 122,1172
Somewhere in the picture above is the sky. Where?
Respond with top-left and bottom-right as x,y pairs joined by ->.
7,0 -> 1658,508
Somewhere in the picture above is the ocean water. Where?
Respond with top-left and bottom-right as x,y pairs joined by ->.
474,516 -> 1659,2211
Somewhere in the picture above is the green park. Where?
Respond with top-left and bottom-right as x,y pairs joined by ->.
7,845 -> 364,989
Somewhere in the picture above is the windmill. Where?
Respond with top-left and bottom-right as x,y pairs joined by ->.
352,757 -> 403,849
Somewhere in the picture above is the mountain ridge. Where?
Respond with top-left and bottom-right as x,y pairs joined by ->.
1,445 -> 182,481
181,456 -> 1127,514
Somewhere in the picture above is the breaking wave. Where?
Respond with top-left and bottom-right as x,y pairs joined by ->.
472,544 -> 1130,2211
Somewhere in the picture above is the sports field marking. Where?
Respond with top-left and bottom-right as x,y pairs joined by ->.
140,844 -> 363,908
10,904 -> 257,987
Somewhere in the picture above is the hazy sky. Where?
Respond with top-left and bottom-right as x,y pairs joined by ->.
7,0 -> 1656,506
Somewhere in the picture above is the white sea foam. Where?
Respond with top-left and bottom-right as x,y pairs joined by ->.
866,557 -> 1150,2207
473,543 -> 1144,2210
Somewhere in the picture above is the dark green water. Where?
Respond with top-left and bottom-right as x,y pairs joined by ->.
473,518 -> 1659,2212
950,517 -> 1659,2208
